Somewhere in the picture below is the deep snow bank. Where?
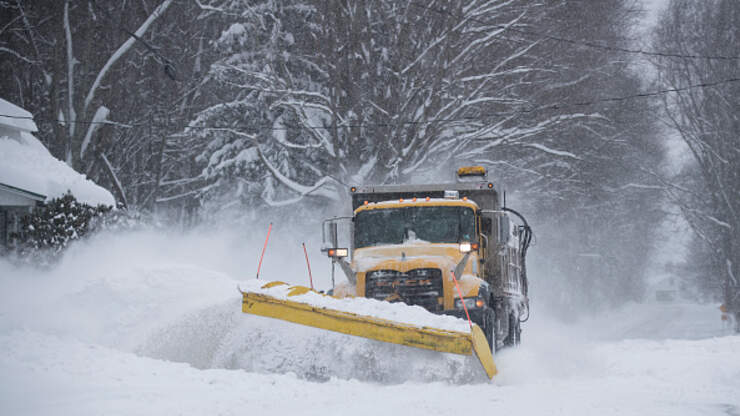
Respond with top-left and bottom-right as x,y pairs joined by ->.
0,228 -> 482,383
139,299 -> 483,384
0,232 -> 236,350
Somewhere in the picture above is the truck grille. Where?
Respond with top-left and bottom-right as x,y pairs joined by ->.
365,268 -> 443,312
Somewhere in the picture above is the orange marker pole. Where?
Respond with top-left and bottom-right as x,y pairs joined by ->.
450,270 -> 473,330
302,242 -> 314,290
256,223 -> 272,279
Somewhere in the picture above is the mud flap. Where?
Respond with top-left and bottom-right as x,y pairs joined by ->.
240,281 -> 497,379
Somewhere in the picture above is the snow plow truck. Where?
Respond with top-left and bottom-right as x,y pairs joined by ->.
240,166 -> 531,379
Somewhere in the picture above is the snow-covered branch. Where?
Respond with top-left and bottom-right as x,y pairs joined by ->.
80,106 -> 110,158
257,146 -> 338,202
522,143 -> 580,160
83,0 -> 174,115
64,1 -> 76,144
0,47 -> 35,64
100,153 -> 127,207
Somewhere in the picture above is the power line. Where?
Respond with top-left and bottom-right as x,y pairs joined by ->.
549,77 -> 740,107
89,0 -> 177,81
2,77 -> 738,131
409,2 -> 740,61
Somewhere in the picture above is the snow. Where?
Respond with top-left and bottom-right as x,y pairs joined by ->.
0,133 -> 115,206
1,228 -> 739,415
639,0 -> 669,34
3,327 -> 736,416
240,279 -> 471,333
217,23 -> 248,47
369,197 -> 481,207
523,142 -> 580,159
79,105 -> 110,158
352,243 -> 459,275
0,98 -> 37,133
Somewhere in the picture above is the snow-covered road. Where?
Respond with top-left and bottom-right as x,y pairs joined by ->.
2,330 -> 738,416
1,230 -> 738,415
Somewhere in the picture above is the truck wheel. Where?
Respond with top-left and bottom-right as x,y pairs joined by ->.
483,308 -> 496,353
505,313 -> 521,347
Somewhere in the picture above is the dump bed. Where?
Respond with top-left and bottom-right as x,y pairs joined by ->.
351,181 -> 500,211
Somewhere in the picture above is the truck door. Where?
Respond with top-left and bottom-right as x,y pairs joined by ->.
480,212 -> 498,285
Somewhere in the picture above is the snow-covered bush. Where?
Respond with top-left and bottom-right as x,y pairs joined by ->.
10,193 -> 155,265
11,193 -> 111,264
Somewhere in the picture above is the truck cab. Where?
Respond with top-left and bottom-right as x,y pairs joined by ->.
323,167 -> 531,351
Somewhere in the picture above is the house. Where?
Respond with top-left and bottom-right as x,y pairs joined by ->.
0,183 -> 45,248
0,98 -> 115,251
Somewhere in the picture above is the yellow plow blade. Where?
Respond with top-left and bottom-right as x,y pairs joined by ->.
240,282 -> 497,379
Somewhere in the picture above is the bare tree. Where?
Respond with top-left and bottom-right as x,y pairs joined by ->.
500,0 -> 666,313
0,0 -> 210,213
653,0 -> 740,325
187,0 -> 602,211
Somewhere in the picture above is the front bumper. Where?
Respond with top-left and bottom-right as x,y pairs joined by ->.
440,308 -> 487,328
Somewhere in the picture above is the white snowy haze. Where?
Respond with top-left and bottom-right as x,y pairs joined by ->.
2,0 -> 740,414
1,220 -> 738,415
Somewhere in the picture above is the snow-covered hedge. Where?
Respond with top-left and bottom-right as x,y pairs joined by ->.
9,193 -> 145,265
11,193 -> 110,261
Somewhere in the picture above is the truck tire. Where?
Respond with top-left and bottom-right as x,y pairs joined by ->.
483,307 -> 496,353
505,313 -> 521,347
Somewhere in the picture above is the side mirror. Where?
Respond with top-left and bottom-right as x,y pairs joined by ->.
323,218 -> 350,259
481,217 -> 492,235
322,220 -> 338,252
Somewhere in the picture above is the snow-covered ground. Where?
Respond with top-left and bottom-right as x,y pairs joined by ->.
1,229 -> 738,415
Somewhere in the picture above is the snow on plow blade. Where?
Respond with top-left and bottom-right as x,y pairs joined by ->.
240,281 -> 497,379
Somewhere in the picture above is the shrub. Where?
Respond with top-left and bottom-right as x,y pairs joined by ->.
10,193 -> 111,263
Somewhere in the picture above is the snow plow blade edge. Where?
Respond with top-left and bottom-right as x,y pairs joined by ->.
240,283 -> 497,379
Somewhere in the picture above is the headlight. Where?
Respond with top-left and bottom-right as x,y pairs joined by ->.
327,248 -> 349,258
458,242 -> 479,253
455,297 -> 486,309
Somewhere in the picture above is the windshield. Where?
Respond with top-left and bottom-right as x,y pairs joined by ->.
354,206 -> 476,248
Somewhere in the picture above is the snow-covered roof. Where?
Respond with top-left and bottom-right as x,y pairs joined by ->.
0,99 -> 115,207
0,182 -> 46,202
0,133 -> 115,207
0,98 -> 37,133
